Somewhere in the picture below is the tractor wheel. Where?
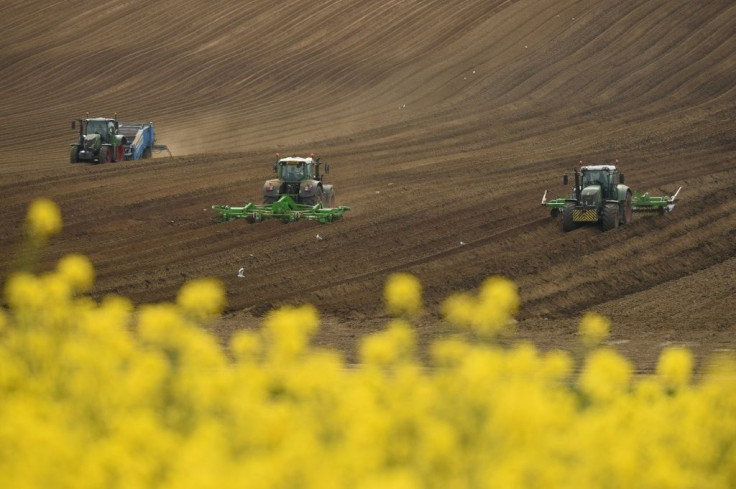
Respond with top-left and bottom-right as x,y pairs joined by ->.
562,202 -> 576,232
620,191 -> 633,225
70,145 -> 79,163
323,188 -> 336,208
113,145 -> 124,162
301,187 -> 323,206
142,147 -> 152,159
263,196 -> 276,205
99,147 -> 110,164
602,203 -> 619,231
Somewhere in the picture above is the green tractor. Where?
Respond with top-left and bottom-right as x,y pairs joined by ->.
70,113 -> 126,163
263,154 -> 336,206
541,162 -> 681,232
212,154 -> 350,223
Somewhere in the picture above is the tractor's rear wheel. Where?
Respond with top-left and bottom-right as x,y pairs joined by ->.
301,187 -> 323,206
323,188 -> 336,208
263,196 -> 276,204
114,145 -> 124,162
70,145 -> 79,163
602,203 -> 619,231
620,191 -> 633,225
562,202 -> 576,232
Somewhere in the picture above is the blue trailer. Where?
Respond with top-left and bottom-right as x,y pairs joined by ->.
117,121 -> 171,160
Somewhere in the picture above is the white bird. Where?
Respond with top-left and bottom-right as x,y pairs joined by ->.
316,234 -> 323,241
237,267 -> 245,278
460,241 -> 466,246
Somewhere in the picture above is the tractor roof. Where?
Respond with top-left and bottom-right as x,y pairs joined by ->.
581,165 -> 617,172
278,156 -> 316,164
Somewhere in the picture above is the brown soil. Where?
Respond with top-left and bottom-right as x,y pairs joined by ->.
2,0 -> 735,372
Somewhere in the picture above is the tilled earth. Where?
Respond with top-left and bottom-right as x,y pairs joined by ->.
2,0 -> 735,370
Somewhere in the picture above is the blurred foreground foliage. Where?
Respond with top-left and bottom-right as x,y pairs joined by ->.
1,199 -> 735,489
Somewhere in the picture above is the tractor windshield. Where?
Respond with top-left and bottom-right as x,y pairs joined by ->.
582,170 -> 610,188
279,162 -> 313,181
85,120 -> 107,137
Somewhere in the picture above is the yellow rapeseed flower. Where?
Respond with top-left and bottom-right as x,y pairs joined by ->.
263,304 -> 320,361
579,311 -> 610,348
56,253 -> 95,293
360,320 -> 416,366
383,273 -> 422,316
230,330 -> 263,362
656,346 -> 693,389
542,350 -> 574,382
441,276 -> 519,338
176,278 -> 226,321
478,276 -> 520,315
25,198 -> 62,239
430,338 -> 471,367
440,292 -> 475,328
579,348 -> 633,402
137,303 -> 185,346
5,272 -> 44,310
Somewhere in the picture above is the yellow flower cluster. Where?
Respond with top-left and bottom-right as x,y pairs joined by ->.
579,311 -> 610,348
25,198 -> 62,241
383,272 -> 423,316
441,276 -> 520,337
1,202 -> 735,488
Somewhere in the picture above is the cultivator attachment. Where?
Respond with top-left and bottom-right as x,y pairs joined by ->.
540,190 -> 565,217
542,187 -> 682,216
631,186 -> 682,214
212,195 -> 350,224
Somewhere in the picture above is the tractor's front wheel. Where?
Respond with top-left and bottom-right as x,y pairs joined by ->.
99,147 -> 110,164
562,202 -> 576,232
70,145 -> 79,163
602,203 -> 620,231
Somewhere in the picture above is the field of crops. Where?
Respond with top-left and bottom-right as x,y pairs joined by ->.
1,1 -> 735,485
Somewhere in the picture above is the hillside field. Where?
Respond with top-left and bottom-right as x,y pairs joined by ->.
1,0 -> 735,370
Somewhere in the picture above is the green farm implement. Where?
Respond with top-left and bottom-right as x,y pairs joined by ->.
212,195 -> 350,223
212,154 -> 350,224
541,161 -> 681,232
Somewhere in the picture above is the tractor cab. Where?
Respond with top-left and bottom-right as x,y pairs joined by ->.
264,154 -> 334,205
85,118 -> 117,143
273,155 -> 329,183
581,165 -> 618,199
277,157 -> 315,182
72,117 -> 118,143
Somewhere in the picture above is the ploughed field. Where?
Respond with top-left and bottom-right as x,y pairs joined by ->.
1,0 -> 735,370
